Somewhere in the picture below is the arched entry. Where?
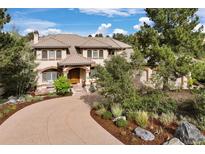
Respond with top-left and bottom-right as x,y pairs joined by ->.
68,68 -> 80,84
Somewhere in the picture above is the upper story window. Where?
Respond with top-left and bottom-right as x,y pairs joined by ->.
42,50 -> 48,59
87,50 -> 104,59
49,50 -> 55,60
87,50 -> 92,58
92,50 -> 98,59
41,50 -> 62,60
99,50 -> 103,58
56,50 -> 62,59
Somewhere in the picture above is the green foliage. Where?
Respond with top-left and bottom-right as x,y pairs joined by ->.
191,62 -> 205,83
111,104 -> 123,118
133,9 -> 204,90
159,112 -> 177,126
126,110 -> 137,121
32,96 -> 43,102
95,107 -> 106,116
140,91 -> 177,114
0,9 -> 10,30
94,56 -> 137,105
112,33 -> 138,47
89,83 -> 96,93
134,110 -> 149,128
24,94 -> 33,103
91,101 -> 103,110
130,48 -> 145,70
115,118 -> 128,128
54,76 -> 71,96
102,111 -> 112,120
0,33 -> 37,96
3,108 -> 10,115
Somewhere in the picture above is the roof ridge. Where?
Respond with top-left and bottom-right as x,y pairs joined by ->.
92,37 -> 112,46
108,38 -> 121,48
49,36 -> 69,46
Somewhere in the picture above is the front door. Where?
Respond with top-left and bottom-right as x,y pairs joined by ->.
68,68 -> 80,84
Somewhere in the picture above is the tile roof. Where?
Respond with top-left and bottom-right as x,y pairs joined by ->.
32,34 -> 131,49
58,54 -> 94,66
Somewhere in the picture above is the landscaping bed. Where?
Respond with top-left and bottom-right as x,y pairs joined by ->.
91,109 -> 178,145
0,93 -> 72,125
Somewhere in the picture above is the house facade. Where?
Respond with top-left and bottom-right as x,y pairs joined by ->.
32,31 -> 133,94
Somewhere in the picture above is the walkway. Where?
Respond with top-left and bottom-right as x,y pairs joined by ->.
0,95 -> 122,144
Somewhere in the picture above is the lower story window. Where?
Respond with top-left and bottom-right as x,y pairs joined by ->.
42,71 -> 57,82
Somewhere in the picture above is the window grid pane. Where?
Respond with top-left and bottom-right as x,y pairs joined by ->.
56,50 -> 62,59
49,51 -> 55,59
99,50 -> 103,58
87,50 -> 92,58
42,50 -> 47,59
93,50 -> 98,58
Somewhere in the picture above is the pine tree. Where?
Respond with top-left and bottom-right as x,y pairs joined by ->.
135,9 -> 204,89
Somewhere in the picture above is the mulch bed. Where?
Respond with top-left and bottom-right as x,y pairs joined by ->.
91,109 -> 178,145
0,94 -> 71,125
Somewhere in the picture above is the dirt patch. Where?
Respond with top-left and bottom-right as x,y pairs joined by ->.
91,109 -> 178,145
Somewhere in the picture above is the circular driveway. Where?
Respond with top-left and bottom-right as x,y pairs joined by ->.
0,96 -> 122,145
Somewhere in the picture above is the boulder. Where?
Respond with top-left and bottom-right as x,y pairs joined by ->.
163,137 -> 184,145
134,127 -> 155,141
112,116 -> 126,122
174,121 -> 205,145
8,96 -> 17,104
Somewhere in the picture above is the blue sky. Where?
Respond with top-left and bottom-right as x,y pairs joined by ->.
4,8 -> 205,36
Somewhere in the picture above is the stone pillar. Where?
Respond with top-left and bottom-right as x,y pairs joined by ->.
63,67 -> 68,77
85,66 -> 90,85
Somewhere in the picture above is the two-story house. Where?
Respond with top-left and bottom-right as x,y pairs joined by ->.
32,31 -> 133,94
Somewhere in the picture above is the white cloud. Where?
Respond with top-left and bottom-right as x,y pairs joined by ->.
133,16 -> 153,30
79,8 -> 145,17
9,17 -> 74,36
24,28 -> 72,36
93,23 -> 112,36
10,18 -> 57,30
112,28 -> 128,35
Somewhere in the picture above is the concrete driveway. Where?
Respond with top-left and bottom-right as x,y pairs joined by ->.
0,95 -> 122,145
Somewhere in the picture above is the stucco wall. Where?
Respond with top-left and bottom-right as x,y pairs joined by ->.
82,49 -> 108,66
138,67 -> 189,89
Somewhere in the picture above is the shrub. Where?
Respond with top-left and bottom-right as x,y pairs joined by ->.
54,76 -> 71,96
95,107 -> 106,116
9,104 -> 17,110
24,94 -> 33,102
89,83 -> 96,93
126,110 -> 137,121
135,110 -> 149,128
92,101 -> 102,110
115,118 -> 128,128
0,112 -> 3,119
159,112 -> 177,126
141,91 -> 177,114
111,103 -> 123,118
3,108 -> 10,115
102,111 -> 112,120
32,96 -> 43,102
149,112 -> 159,120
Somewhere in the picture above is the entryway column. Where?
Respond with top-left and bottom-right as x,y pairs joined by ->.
85,66 -> 90,85
63,67 -> 69,77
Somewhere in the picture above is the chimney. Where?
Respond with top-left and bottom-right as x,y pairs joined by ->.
33,30 -> 39,44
